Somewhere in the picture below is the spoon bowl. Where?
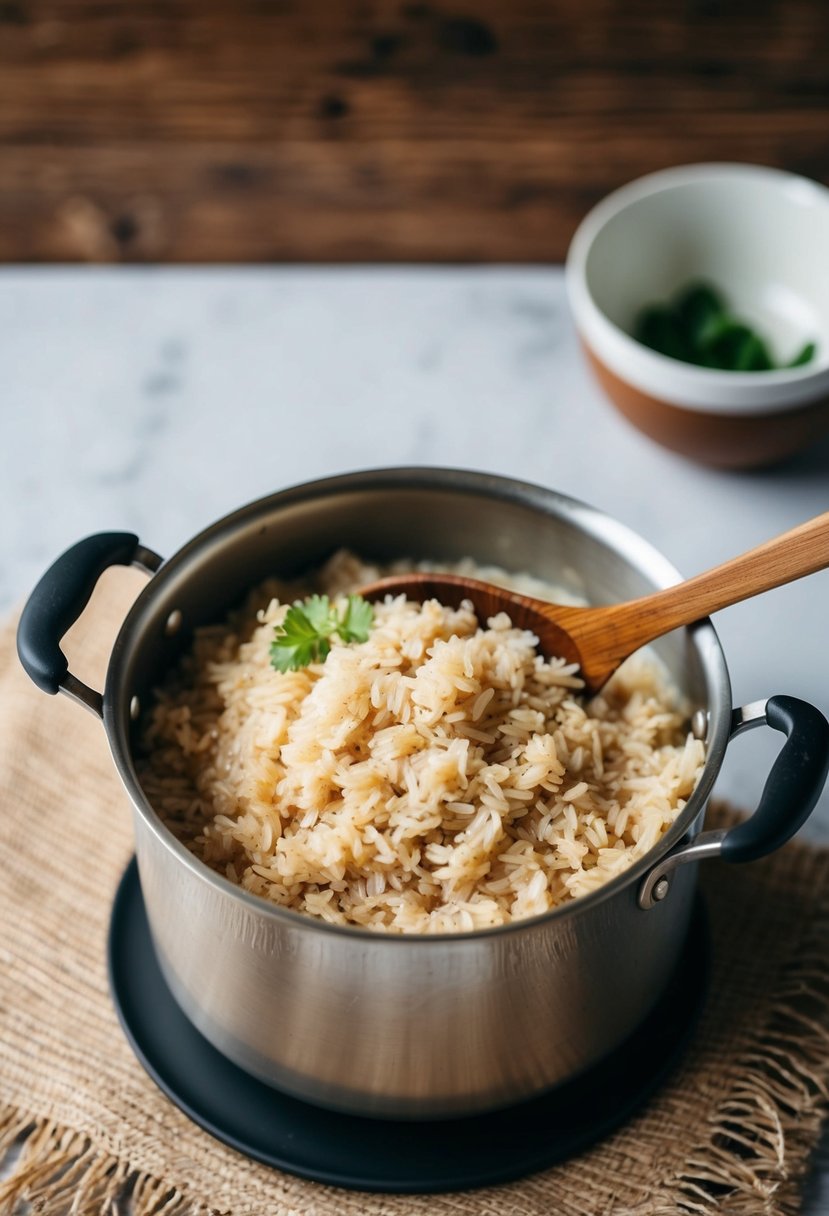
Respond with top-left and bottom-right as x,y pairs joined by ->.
360,511 -> 829,693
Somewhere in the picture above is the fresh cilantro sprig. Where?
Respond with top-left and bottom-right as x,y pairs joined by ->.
270,594 -> 374,673
338,593 -> 374,643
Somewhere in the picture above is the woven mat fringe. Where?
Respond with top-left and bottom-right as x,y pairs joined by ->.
627,888 -> 829,1216
1,863 -> 827,1216
0,1108 -> 217,1216
2,580 -> 829,1216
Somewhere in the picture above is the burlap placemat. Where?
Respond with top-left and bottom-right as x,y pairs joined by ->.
1,569 -> 828,1216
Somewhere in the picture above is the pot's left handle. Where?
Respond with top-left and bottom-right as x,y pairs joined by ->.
17,532 -> 163,718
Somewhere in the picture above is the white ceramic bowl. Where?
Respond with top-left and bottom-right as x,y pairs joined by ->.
566,164 -> 829,467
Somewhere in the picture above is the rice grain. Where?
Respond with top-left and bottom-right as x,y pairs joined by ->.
139,552 -> 705,934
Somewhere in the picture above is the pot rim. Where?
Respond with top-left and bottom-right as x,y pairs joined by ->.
105,466 -> 732,943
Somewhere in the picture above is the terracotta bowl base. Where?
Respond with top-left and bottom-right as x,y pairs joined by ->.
584,346 -> 829,470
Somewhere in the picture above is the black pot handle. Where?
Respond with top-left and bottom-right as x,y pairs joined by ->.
17,532 -> 162,715
639,694 -> 829,908
720,695 -> 829,863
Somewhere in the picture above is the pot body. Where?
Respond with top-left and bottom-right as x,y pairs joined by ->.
106,470 -> 732,1118
134,814 -> 701,1117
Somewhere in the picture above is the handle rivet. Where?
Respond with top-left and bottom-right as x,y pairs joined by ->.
165,609 -> 183,637
129,695 -> 141,721
653,877 -> 670,902
691,710 -> 708,741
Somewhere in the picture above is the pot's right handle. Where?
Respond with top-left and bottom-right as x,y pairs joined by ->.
639,695 -> 829,909
17,532 -> 163,718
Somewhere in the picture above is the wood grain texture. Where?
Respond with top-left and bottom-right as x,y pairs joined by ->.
0,0 -> 827,262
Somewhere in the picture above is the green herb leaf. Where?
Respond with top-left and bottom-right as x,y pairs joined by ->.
675,283 -> 726,348
698,323 -> 774,372
269,635 -> 330,673
270,595 -> 374,672
270,602 -> 330,672
634,306 -> 690,363
634,282 -> 818,372
302,594 -> 338,637
734,332 -> 774,372
693,310 -> 734,355
788,340 -> 817,368
338,594 -> 374,643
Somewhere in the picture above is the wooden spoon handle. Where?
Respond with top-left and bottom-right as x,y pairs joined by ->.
594,510 -> 829,662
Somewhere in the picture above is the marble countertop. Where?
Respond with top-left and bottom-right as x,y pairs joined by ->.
2,267 -> 827,1208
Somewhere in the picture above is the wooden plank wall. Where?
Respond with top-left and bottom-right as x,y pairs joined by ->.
0,0 -> 827,262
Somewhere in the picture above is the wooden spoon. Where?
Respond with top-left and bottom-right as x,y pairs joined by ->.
359,512 -> 829,693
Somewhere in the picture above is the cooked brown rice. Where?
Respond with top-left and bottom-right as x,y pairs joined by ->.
138,551 -> 705,933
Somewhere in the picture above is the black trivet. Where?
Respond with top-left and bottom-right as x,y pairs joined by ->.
108,858 -> 709,1194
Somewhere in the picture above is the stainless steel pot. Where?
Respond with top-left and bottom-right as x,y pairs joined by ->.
18,469 -> 829,1119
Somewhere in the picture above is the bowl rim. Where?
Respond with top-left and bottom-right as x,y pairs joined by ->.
565,162 -> 829,415
105,466 -> 732,944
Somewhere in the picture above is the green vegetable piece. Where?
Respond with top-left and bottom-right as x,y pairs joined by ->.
690,318 -> 736,368
697,322 -> 771,371
634,306 -> 690,363
787,341 -> 816,368
270,594 -> 374,672
734,332 -> 774,372
675,283 -> 726,348
270,602 -> 332,672
634,279 -> 813,372
302,594 -> 338,637
339,594 -> 374,644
